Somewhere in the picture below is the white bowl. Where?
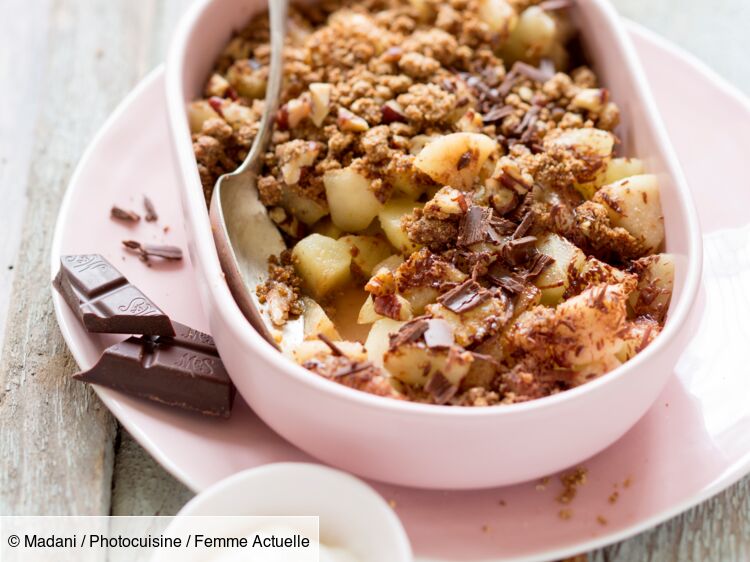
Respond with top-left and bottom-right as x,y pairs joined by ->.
163,463 -> 412,562
165,0 -> 702,489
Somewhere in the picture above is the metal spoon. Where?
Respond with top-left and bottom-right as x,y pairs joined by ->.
209,0 -> 302,350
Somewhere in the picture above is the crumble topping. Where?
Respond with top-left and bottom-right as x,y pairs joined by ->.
192,0 -> 673,406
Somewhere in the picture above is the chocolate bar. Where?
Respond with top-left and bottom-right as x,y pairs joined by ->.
53,255 -> 174,336
73,322 -> 235,417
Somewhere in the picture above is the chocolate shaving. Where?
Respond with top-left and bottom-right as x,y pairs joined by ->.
318,333 -> 344,356
499,236 -> 537,266
437,279 -> 491,313
513,106 -> 540,138
497,70 -> 521,98
111,206 -> 140,222
490,213 -> 518,236
512,213 -> 534,239
143,196 -> 158,222
525,252 -> 555,279
489,270 -> 527,294
423,319 -> 454,348
512,61 -> 555,84
425,372 -> 458,405
456,150 -> 473,171
458,206 -> 492,247
332,360 -> 374,378
122,240 -> 183,261
482,105 -> 514,124
389,318 -> 429,349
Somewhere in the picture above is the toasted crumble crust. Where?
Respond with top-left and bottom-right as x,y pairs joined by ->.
193,0 -> 670,406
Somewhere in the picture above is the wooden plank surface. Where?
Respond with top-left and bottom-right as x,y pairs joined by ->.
0,0 -> 748,559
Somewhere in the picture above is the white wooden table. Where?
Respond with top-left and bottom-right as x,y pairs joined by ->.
1,1 -> 748,559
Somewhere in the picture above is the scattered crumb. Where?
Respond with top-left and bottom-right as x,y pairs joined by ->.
163,226 -> 170,234
95,47 -> 104,59
557,467 -> 588,505
388,499 -> 397,509
558,508 -> 573,520
623,477 -> 632,488
596,515 -> 608,526
482,524 -> 490,533
608,491 -> 619,504
7,265 -> 12,270
498,499 -> 506,507
536,476 -> 551,491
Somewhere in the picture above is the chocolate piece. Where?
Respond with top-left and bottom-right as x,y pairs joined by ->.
458,206 -> 492,247
524,252 -> 555,279
489,268 -> 527,294
318,333 -> 344,356
73,322 -> 234,417
332,360 -> 374,378
511,61 -> 555,84
512,212 -> 535,239
482,105 -> 514,124
437,279 -> 491,313
143,196 -> 159,222
499,236 -> 538,266
53,255 -> 174,336
389,318 -> 429,349
111,206 -> 140,222
425,372 -> 458,405
122,240 -> 183,261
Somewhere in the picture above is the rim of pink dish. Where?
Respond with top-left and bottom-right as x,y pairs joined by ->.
161,0 -> 703,489
163,0 -> 701,420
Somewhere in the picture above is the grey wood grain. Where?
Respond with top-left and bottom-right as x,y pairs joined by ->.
0,0 -> 176,515
0,0 -> 51,349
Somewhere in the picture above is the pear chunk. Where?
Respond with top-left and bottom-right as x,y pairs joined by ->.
414,133 -> 498,190
292,234 -> 352,299
324,167 -> 384,232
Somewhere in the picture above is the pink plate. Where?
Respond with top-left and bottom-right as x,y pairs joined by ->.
51,23 -> 750,562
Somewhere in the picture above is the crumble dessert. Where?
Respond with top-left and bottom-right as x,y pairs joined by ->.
189,0 -> 674,406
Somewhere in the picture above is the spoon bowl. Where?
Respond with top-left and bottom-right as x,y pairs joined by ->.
208,0 -> 302,349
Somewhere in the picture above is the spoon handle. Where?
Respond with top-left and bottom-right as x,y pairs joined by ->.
235,0 -> 288,176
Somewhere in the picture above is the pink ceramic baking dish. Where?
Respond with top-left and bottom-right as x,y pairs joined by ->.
165,0 -> 702,489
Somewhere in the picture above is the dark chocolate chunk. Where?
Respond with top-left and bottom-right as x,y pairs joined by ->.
437,279 -> 491,313
73,321 -> 234,418
524,252 -> 555,279
111,206 -> 140,222
123,240 -> 183,261
512,212 -> 535,239
53,255 -> 174,336
482,105 -> 514,124
458,206 -> 492,247
143,196 -> 159,222
389,318 -> 429,349
425,372 -> 458,405
488,268 -> 527,294
499,235 -> 538,266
